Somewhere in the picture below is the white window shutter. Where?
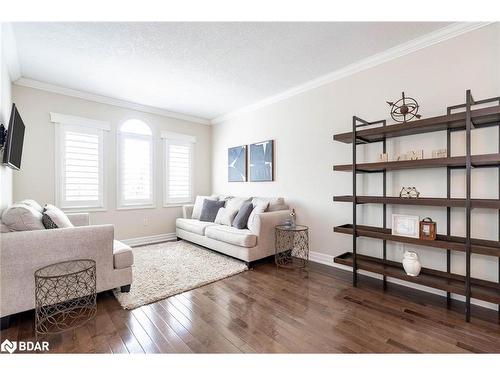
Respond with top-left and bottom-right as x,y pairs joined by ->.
57,125 -> 105,209
164,136 -> 194,205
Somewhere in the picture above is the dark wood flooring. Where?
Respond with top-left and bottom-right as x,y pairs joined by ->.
2,262 -> 500,353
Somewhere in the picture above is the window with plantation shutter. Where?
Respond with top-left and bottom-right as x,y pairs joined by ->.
162,132 -> 195,205
52,113 -> 108,210
118,120 -> 154,208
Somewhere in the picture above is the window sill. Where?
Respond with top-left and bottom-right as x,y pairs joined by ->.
116,205 -> 157,211
163,203 -> 192,208
61,207 -> 107,213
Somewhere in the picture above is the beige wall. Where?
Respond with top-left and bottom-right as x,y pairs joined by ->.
0,25 -> 13,209
212,24 -> 500,308
12,85 -> 212,240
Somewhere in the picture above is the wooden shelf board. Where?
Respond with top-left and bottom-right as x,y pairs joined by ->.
333,105 -> 500,144
333,195 -> 500,209
333,153 -> 500,172
334,252 -> 500,304
333,224 -> 500,257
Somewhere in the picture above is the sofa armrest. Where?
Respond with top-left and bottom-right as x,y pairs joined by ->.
251,210 -> 290,250
67,213 -> 90,227
0,225 -> 115,317
183,204 -> 194,219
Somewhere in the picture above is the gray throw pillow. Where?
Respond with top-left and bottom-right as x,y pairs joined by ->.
42,204 -> 74,229
199,199 -> 226,222
232,202 -> 254,229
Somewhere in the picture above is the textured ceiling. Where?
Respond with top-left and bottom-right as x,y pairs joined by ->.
12,22 -> 450,120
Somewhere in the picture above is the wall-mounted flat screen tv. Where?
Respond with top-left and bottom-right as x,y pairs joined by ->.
2,103 -> 25,170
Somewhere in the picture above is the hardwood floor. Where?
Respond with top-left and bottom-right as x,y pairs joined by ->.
2,261 -> 500,353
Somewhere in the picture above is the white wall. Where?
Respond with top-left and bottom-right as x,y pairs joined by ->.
12,85 -> 212,240
212,24 -> 500,308
0,24 -> 13,209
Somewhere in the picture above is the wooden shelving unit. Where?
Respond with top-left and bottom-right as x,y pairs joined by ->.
332,90 -> 500,322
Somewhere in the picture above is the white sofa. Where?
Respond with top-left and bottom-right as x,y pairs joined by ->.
0,212 -> 133,327
176,196 -> 289,263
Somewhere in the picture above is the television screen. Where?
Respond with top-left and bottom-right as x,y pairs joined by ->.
2,103 -> 25,170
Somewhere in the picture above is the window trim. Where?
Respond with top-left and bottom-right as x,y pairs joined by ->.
116,120 -> 156,210
162,132 -> 196,207
52,114 -> 109,211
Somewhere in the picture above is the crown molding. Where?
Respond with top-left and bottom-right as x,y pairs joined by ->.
211,22 -> 493,125
14,77 -> 211,126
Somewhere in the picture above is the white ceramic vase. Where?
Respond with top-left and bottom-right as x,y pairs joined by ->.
402,250 -> 421,277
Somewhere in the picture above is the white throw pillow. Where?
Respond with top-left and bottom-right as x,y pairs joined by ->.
251,197 -> 287,212
214,207 -> 226,225
217,197 -> 250,226
191,195 -> 218,220
1,203 -> 45,231
42,204 -> 74,229
247,202 -> 269,233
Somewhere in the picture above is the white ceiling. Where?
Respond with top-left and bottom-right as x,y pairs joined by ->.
11,22 -> 451,121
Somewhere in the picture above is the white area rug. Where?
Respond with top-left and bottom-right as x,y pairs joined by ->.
113,240 -> 248,309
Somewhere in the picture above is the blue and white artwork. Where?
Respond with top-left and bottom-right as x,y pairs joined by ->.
249,140 -> 274,182
228,145 -> 247,182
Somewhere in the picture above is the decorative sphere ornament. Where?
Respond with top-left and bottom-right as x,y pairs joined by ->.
387,92 -> 422,123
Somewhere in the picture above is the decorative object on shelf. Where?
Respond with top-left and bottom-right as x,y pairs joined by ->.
249,140 -> 274,182
228,145 -> 247,182
432,148 -> 447,158
378,153 -> 388,162
407,149 -> 424,160
402,250 -> 422,277
387,91 -> 422,123
399,187 -> 420,199
391,214 -> 420,238
419,217 -> 437,240
275,225 -> 309,270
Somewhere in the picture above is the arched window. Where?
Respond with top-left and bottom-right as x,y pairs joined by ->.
117,119 -> 154,208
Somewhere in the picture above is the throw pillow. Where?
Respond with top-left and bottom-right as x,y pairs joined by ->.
214,207 -> 226,224
192,195 -> 218,220
251,197 -> 287,212
19,199 -> 43,213
232,202 -> 254,229
42,204 -> 74,229
1,203 -> 45,231
218,197 -> 251,226
0,222 -> 11,233
199,199 -> 226,222
247,201 -> 269,233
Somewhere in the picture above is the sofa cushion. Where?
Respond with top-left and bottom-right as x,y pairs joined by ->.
217,197 -> 251,226
205,225 -> 257,248
232,202 -> 254,229
176,218 -> 218,235
1,203 -> 45,231
200,199 -> 226,222
247,201 -> 269,233
191,195 -> 218,220
251,197 -> 287,212
42,204 -> 74,229
113,240 -> 134,269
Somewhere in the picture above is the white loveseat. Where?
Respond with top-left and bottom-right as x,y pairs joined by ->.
176,196 -> 290,263
0,211 -> 133,327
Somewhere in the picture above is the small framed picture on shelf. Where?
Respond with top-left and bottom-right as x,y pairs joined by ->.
391,214 -> 420,238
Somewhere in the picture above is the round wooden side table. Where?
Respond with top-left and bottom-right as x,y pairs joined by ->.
35,259 -> 97,338
275,225 -> 309,269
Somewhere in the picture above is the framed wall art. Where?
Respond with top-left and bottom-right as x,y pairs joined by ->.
249,140 -> 274,182
228,145 -> 247,182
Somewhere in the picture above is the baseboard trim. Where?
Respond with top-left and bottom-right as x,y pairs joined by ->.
308,251 -> 498,312
121,232 -> 177,247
